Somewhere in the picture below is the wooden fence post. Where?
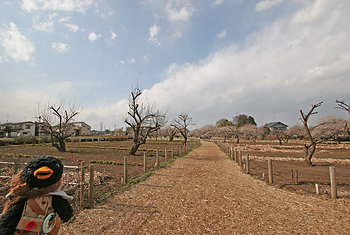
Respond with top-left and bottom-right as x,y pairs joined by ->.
315,184 -> 319,195
172,146 -> 174,158
80,161 -> 85,208
239,150 -> 242,167
329,167 -> 337,199
165,148 -> 167,162
245,154 -> 250,174
268,159 -> 273,184
124,157 -> 128,184
156,149 -> 159,167
88,164 -> 94,205
144,152 -> 147,173
13,158 -> 18,174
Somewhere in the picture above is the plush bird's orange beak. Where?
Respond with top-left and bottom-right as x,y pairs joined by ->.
34,166 -> 53,180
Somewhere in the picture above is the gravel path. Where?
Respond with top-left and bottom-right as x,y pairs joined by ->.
61,141 -> 350,234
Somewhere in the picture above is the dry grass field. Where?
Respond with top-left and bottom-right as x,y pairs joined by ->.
1,138 -> 349,214
0,138 -> 190,212
222,139 -> 350,199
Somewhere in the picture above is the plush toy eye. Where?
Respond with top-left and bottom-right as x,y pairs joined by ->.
55,163 -> 61,168
27,168 -> 31,172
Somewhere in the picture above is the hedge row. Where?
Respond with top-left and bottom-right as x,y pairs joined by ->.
0,135 -> 132,146
66,136 -> 130,143
0,137 -> 51,146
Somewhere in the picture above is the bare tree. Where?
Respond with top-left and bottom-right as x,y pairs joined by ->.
165,126 -> 178,141
286,125 -> 306,140
217,125 -> 239,142
190,125 -> 216,139
300,101 -> 323,166
40,98 -> 80,152
314,116 -> 349,143
239,124 -> 262,142
336,100 -> 350,135
172,113 -> 194,146
125,86 -> 166,155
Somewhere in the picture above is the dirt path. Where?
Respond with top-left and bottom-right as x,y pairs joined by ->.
60,141 -> 350,234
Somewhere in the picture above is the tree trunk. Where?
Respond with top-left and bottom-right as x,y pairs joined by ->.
51,135 -> 66,152
129,142 -> 141,155
169,135 -> 174,142
184,136 -> 187,146
304,143 -> 316,166
277,137 -> 282,145
58,138 -> 66,152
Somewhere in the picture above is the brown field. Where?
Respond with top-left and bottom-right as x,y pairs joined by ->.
222,139 -> 350,199
0,138 -> 188,212
1,138 -> 349,214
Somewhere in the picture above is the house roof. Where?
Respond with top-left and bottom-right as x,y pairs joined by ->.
0,121 -> 35,127
266,122 -> 288,128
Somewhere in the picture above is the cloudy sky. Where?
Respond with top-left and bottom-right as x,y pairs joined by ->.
1,0 -> 349,130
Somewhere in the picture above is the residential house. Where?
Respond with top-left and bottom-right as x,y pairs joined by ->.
70,122 -> 91,136
265,122 -> 288,132
0,121 -> 91,137
0,121 -> 36,137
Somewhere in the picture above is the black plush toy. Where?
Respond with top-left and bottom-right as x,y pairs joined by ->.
0,156 -> 73,235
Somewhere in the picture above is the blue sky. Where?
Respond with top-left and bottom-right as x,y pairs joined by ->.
1,0 -> 349,130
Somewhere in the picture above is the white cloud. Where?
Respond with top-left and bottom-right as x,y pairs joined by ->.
136,0 -> 350,127
81,99 -> 129,131
172,30 -> 183,39
147,23 -> 160,44
255,0 -> 284,11
110,32 -> 117,40
119,60 -> 125,64
128,58 -> 136,63
32,13 -> 58,32
217,30 -> 226,38
33,20 -> 54,32
52,42 -> 70,53
88,32 -> 101,42
65,23 -> 81,32
211,0 -> 224,6
165,0 -> 195,22
21,0 -> 38,11
142,55 -> 149,63
0,22 -> 35,62
21,0 -> 94,12
59,16 -> 71,22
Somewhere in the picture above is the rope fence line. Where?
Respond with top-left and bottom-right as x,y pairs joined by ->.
123,140 -> 201,184
216,140 -> 340,199
0,161 -> 95,209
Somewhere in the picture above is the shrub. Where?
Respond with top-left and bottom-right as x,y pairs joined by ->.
41,137 -> 51,143
5,139 -> 14,145
12,137 -> 25,145
0,140 -> 6,146
25,137 -> 39,144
